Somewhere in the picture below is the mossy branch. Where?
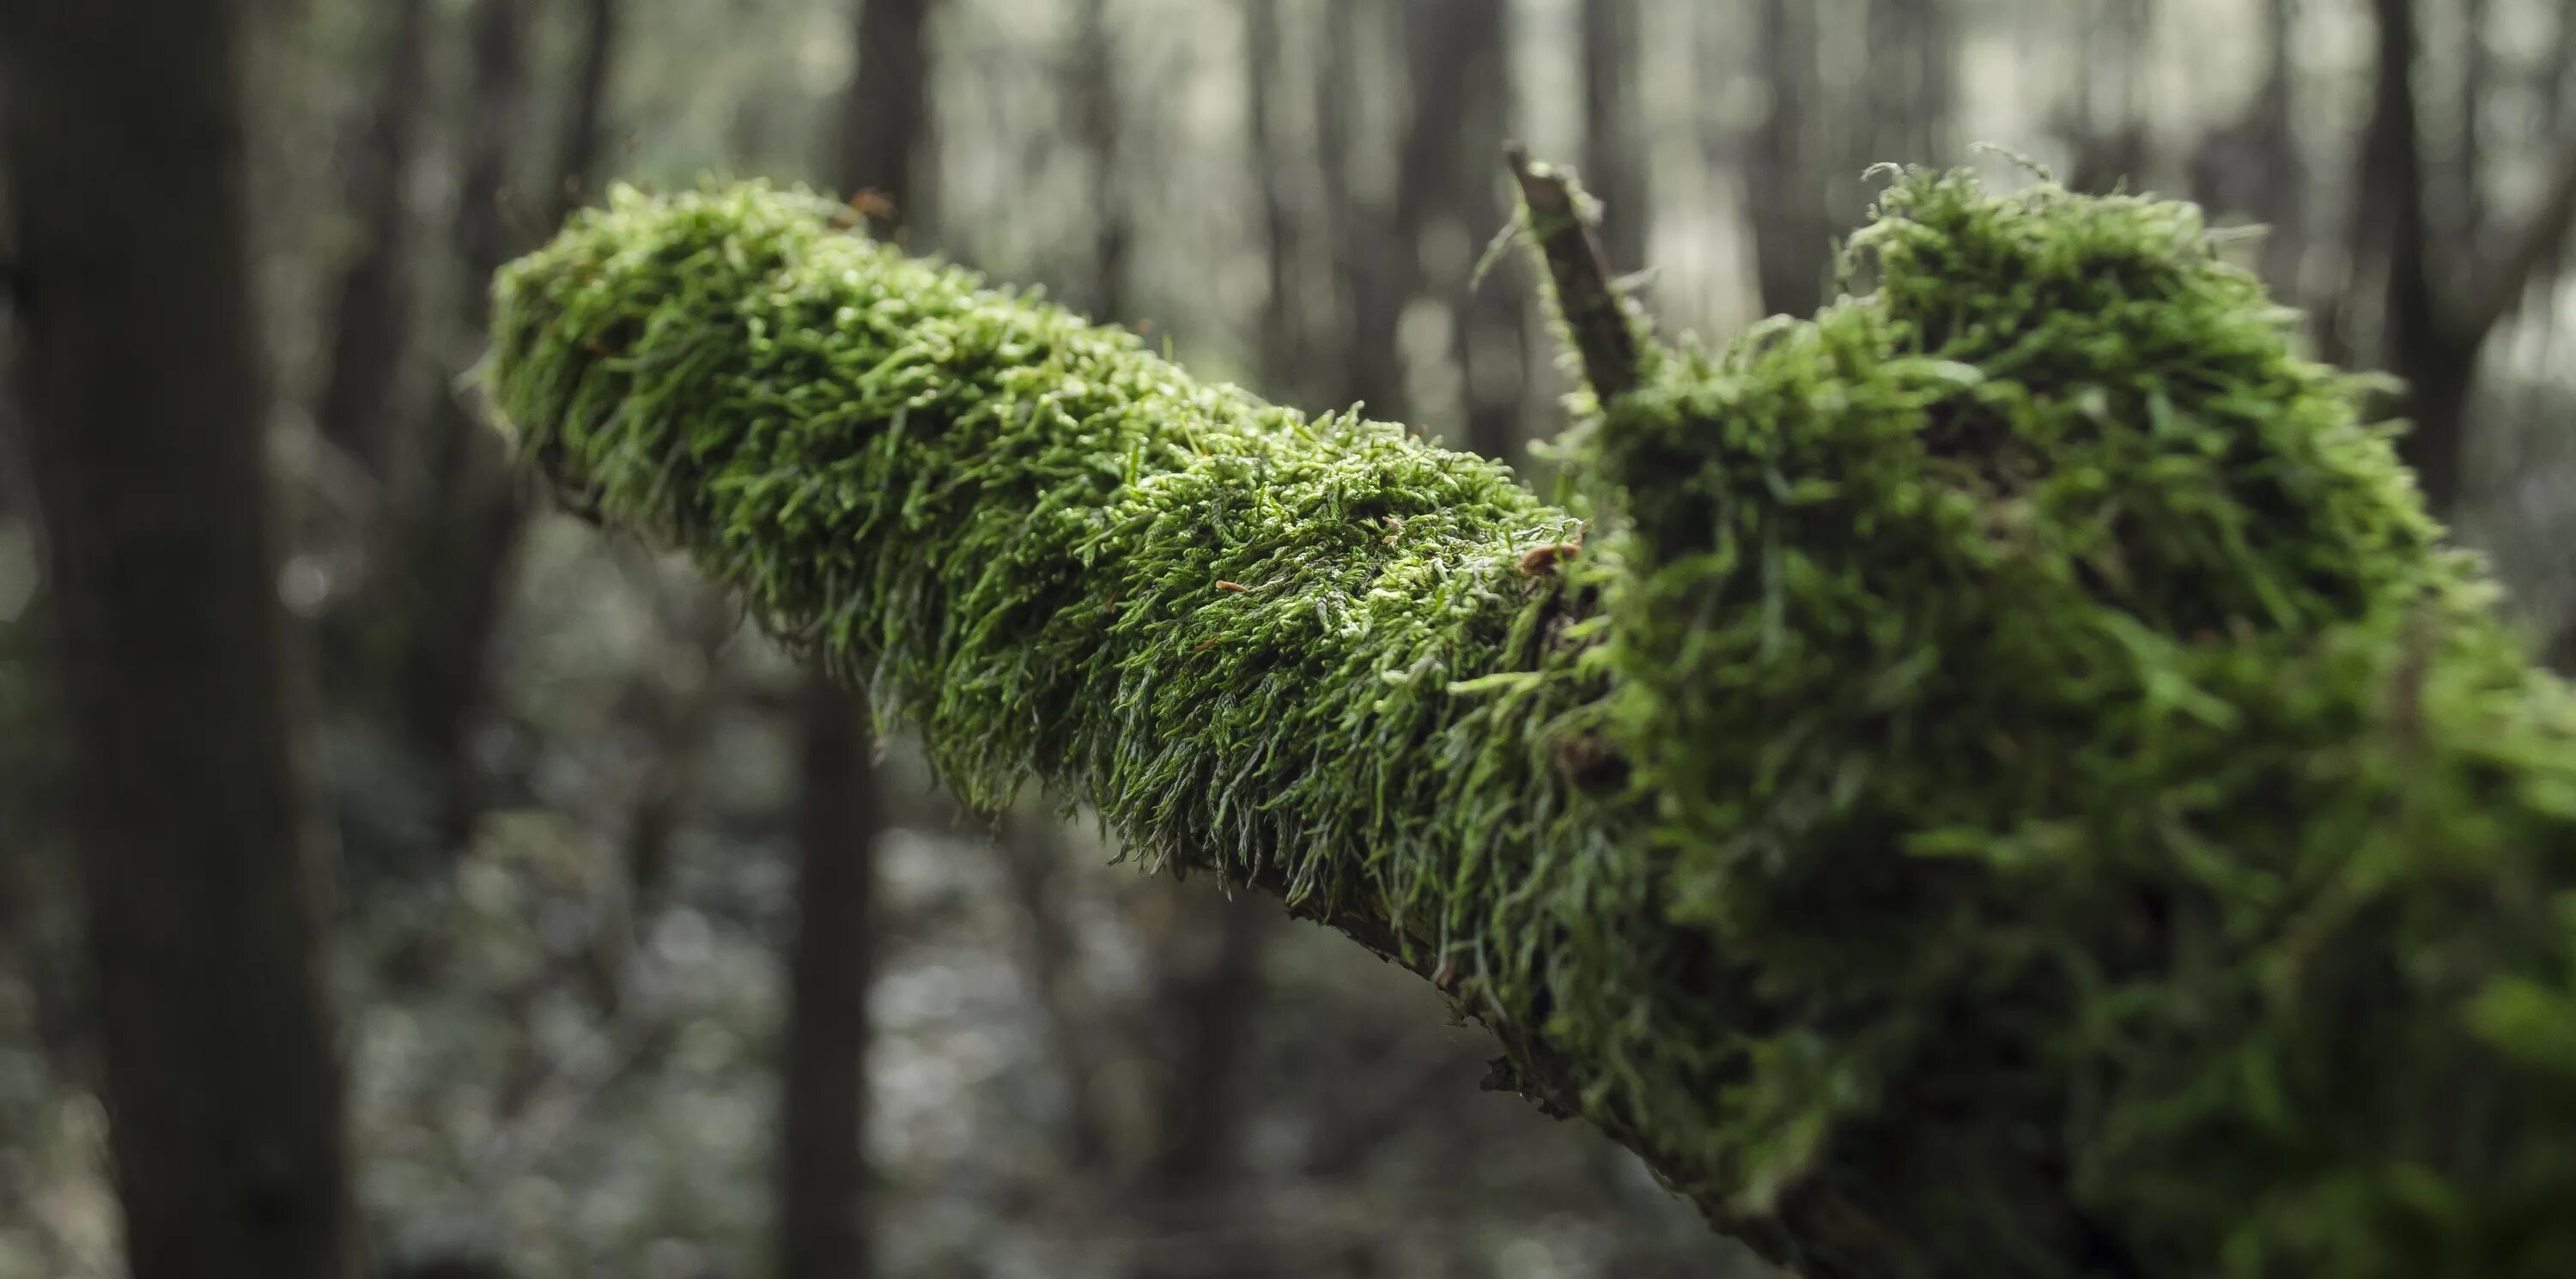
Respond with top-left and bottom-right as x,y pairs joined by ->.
1504,142 -> 1644,404
485,170 -> 2576,1279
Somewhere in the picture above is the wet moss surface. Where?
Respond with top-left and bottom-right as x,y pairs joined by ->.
488,171 -> 2576,1279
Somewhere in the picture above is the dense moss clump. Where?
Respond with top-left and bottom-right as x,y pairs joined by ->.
486,172 -> 2576,1279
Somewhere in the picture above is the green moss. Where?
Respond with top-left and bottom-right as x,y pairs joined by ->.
486,172 -> 2576,1279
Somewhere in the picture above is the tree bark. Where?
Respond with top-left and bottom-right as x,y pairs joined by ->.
2190,0 -> 2306,294
1579,0 -> 1649,277
772,6 -> 934,1275
1747,0 -> 1832,318
1068,0 -> 1131,321
1243,0 -> 1295,393
374,0 -> 535,846
1127,900 -> 1271,1279
833,0 -> 931,232
1,3 -> 354,1277
377,0 -> 626,845
775,682 -> 881,1279
2354,0 -> 2576,512
2361,0 -> 2470,510
1434,0 -> 1522,463
313,0 -> 431,476
550,0 -> 623,227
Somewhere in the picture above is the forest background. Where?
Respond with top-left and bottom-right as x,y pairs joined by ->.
3,1 -> 2573,1276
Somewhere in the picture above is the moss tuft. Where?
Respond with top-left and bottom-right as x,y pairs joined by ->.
487,172 -> 2576,1279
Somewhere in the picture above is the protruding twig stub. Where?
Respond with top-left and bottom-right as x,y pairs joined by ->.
1504,142 -> 1642,403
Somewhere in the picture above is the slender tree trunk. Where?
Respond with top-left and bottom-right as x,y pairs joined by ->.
1244,0 -> 1295,392
1137,906 -> 1270,1191
1127,903 -> 1271,1279
1580,0 -> 1649,276
2252,0 -> 2306,290
1352,0 -> 1520,454
550,0 -> 622,226
379,0 -> 623,844
776,682 -> 880,1279
1,3 -> 354,1277
2362,0 -> 2471,512
1865,0 -> 1953,167
834,0 -> 930,230
375,0 -> 533,846
1322,0 -> 1398,416
313,0 -> 430,476
774,6 -> 931,1276
1748,0 -> 1832,318
997,822 -> 1110,1170
1437,0 -> 1522,462
1069,0 -> 1132,321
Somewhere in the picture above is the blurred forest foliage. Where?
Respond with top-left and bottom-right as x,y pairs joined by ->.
2,1 -> 2573,1277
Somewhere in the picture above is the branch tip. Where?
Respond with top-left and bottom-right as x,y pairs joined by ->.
1502,146 -> 1641,403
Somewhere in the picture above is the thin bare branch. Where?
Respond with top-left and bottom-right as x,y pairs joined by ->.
1504,142 -> 1641,403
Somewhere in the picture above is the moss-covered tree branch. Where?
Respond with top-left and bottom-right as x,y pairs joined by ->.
484,171 -> 2576,1279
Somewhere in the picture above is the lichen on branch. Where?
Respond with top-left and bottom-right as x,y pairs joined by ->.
485,169 -> 2576,1279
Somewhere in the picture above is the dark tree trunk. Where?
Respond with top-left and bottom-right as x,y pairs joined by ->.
2362,0 -> 2470,512
1322,0 -> 1398,417
2064,0 -> 2152,196
1748,0 -> 1833,318
2251,0 -> 2306,289
834,0 -> 931,231
1070,0 -> 1132,321
1127,901 -> 1271,1279
2350,0 -> 2576,513
772,6 -> 932,1276
313,0 -> 430,476
1349,0 -> 1521,454
377,0 -> 623,846
1136,904 -> 1270,1192
1580,0 -> 1649,276
374,0 -> 535,848
2189,0 -> 2306,293
1864,0 -> 1954,168
996,823 -> 1110,1171
550,0 -> 623,226
1244,0 -> 1295,391
776,682 -> 881,1279
1,3 -> 355,1278
1436,0 -> 1522,463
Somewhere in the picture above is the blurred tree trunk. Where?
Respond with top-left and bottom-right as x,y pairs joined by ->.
1580,0 -> 1648,276
1318,0 -> 1377,412
374,0 -> 534,848
552,0 -> 623,225
775,6 -> 930,1277
1,2 -> 355,1277
777,683 -> 881,1279
2360,0 -> 2470,512
2065,0 -> 2151,195
996,822 -> 1110,1170
834,0 -> 929,230
1070,0 -> 1132,321
1244,0 -> 1295,391
2352,0 -> 2576,512
1345,0 -> 1522,455
1432,0 -> 1522,462
2190,0 -> 2306,294
1127,900 -> 1271,1279
374,0 -> 623,848
1747,0 -> 1833,318
1864,0 -> 1955,169
313,0 -> 430,476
